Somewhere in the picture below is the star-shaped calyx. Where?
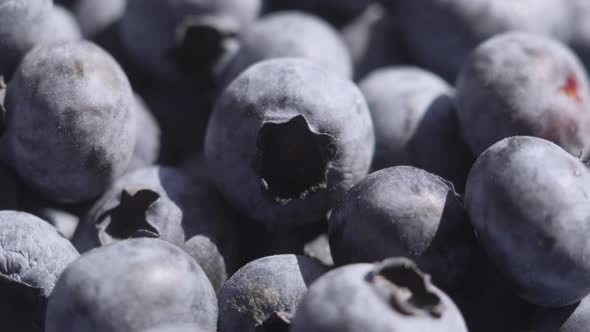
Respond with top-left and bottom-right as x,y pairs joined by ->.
96,189 -> 162,244
253,115 -> 337,204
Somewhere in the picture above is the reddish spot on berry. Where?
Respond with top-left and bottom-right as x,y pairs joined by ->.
560,74 -> 583,103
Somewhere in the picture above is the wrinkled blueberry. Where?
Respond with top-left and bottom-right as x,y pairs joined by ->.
0,211 -> 79,332
218,254 -> 327,332
46,238 -> 217,332
465,136 -> 590,307
220,11 -> 352,86
2,41 -> 136,203
396,0 -> 570,81
456,32 -> 590,157
119,0 -> 261,81
359,66 -> 473,191
290,258 -> 468,332
329,166 -> 477,291
205,58 -> 374,225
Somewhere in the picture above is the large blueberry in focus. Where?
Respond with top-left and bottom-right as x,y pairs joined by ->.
396,0 -> 570,81
0,211 -> 79,332
456,32 -> 590,158
465,136 -> 590,307
219,11 -> 352,86
119,0 -> 261,81
2,41 -> 136,204
290,258 -> 468,332
359,66 -> 473,191
329,166 -> 477,291
46,238 -> 218,332
218,254 -> 327,332
205,58 -> 375,225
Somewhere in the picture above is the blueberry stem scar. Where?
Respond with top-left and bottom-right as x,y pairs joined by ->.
96,189 -> 161,243
367,259 -> 444,318
253,114 -> 337,204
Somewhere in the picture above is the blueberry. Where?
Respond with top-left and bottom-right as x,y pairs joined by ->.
20,191 -> 82,240
0,0 -> 53,75
38,4 -> 82,44
359,66 -> 473,191
396,0 -> 570,81
532,294 -> 590,331
456,31 -> 590,158
46,238 -> 218,332
205,58 -> 375,225
2,41 -> 136,203
74,166 -> 240,275
128,94 -> 161,172
567,0 -> 590,74
119,0 -> 261,81
74,0 -> 126,40
219,11 -> 352,86
329,166 -> 477,291
264,0 -> 372,27
465,136 -> 590,307
217,254 -> 327,332
290,258 -> 468,332
303,233 -> 334,266
0,211 -> 79,332
340,3 -> 406,80
183,235 -> 227,292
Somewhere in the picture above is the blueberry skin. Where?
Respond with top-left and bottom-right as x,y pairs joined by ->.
264,0 -> 372,27
465,136 -> 590,307
205,58 -> 375,225
38,4 -> 82,44
359,66 -> 473,191
74,0 -> 126,39
396,0 -> 570,81
329,166 -> 476,291
456,32 -> 590,158
290,258 -> 468,332
46,238 -> 218,332
2,41 -> 136,203
183,235 -> 227,292
220,11 -> 352,86
532,295 -> 590,332
0,0 -> 53,75
128,94 -> 161,172
218,254 -> 327,332
0,211 -> 79,332
119,0 -> 261,81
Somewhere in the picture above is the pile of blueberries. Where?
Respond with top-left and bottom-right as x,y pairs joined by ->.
4,0 -> 590,331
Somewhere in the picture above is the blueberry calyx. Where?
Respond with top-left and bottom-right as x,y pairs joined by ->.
96,189 -> 161,244
168,15 -> 239,79
255,311 -> 293,332
253,115 -> 337,204
366,258 -> 444,318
